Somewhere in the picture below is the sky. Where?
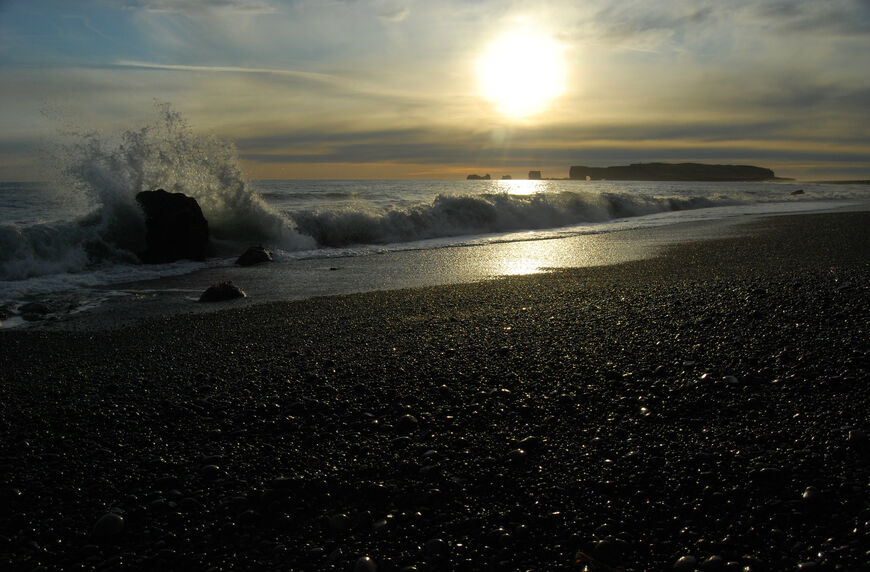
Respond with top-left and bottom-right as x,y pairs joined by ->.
1,0 -> 869,181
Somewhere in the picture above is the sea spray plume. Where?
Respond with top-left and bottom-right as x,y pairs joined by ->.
62,103 -> 313,255
1,105 -> 313,282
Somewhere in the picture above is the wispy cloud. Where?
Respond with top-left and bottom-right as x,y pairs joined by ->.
113,59 -> 342,85
116,0 -> 276,14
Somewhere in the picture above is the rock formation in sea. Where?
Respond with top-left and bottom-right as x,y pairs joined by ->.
136,189 -> 210,263
568,162 -> 776,181
466,174 -> 491,180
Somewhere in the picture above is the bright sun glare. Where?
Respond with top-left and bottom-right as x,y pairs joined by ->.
477,27 -> 566,118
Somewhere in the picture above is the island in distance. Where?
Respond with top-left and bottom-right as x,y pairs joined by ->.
569,162 -> 778,181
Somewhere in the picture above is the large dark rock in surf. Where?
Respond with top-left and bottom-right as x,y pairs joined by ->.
568,162 -> 777,181
236,246 -> 273,266
199,281 -> 247,303
136,189 -> 210,263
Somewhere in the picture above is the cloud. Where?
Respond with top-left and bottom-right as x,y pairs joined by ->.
580,1 -> 720,52
116,0 -> 276,13
753,0 -> 870,36
379,3 -> 410,23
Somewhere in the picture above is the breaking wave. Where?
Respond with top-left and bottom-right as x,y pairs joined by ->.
288,190 -> 732,247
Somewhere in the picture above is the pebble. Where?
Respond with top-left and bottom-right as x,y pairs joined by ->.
201,464 -> 222,479
424,538 -> 448,557
700,555 -> 724,571
847,429 -> 869,455
506,448 -> 527,465
92,513 -> 124,539
354,556 -> 377,572
395,414 -> 419,435
673,555 -> 697,571
327,513 -> 353,534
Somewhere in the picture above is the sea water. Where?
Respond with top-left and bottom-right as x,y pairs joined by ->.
1,110 -> 868,327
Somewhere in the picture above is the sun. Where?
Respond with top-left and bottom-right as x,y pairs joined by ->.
476,26 -> 566,118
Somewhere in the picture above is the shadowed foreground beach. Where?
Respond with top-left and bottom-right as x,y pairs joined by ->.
2,212 -> 870,571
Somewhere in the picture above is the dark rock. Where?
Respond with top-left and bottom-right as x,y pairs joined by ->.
19,302 -> 49,315
136,189 -> 210,263
791,189 -> 805,195
236,246 -> 272,266
199,281 -> 247,303
466,174 -> 491,180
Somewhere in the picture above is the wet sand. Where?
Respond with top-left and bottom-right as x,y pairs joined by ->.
2,211 -> 870,571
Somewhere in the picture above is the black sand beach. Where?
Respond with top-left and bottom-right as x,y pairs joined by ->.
2,211 -> 869,571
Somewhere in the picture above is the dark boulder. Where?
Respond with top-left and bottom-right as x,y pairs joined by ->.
236,246 -> 273,266
136,189 -> 210,263
199,281 -> 247,303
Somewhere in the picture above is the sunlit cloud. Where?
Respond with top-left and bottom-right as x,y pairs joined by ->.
1,0 -> 869,180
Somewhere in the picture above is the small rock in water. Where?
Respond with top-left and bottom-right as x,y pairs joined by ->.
92,513 -> 124,539
236,245 -> 272,266
199,281 -> 247,302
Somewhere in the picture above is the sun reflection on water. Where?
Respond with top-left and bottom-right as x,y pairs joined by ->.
496,179 -> 548,195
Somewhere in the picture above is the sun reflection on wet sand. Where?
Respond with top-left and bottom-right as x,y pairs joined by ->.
472,234 -> 648,278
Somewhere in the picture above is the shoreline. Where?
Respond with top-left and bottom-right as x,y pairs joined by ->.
2,211 -> 870,570
8,201 -> 863,332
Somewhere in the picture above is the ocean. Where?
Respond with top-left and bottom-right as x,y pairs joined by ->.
1,114 -> 868,328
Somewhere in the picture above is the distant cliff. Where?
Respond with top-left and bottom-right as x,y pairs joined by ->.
569,162 -> 776,181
